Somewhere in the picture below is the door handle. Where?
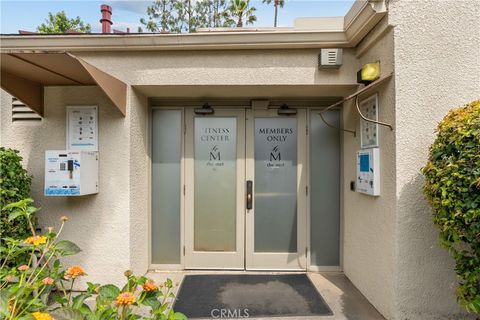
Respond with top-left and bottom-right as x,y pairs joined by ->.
246,180 -> 253,210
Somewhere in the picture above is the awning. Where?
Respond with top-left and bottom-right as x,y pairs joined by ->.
0,52 -> 127,116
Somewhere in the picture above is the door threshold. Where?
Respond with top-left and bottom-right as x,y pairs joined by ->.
149,269 -> 309,274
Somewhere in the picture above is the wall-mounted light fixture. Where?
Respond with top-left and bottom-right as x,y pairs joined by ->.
277,104 -> 297,116
194,103 -> 214,115
357,61 -> 380,85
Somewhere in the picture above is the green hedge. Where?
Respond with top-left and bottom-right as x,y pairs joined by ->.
422,99 -> 480,313
0,148 -> 34,246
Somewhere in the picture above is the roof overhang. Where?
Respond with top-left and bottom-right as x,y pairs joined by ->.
0,52 -> 127,116
0,0 -> 386,116
134,84 -> 359,99
0,1 -> 386,52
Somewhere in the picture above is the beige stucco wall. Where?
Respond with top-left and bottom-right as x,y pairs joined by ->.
389,0 -> 480,319
0,85 -> 149,286
74,49 -> 358,87
128,88 -> 149,275
0,86 -> 131,286
342,1 -> 480,319
342,17 -> 397,320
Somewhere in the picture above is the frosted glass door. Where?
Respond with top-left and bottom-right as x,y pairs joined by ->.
185,108 -> 245,269
254,118 -> 297,252
245,108 -> 307,270
310,110 -> 340,267
194,117 -> 237,252
151,110 -> 182,265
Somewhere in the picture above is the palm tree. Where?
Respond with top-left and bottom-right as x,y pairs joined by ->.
230,0 -> 257,27
262,0 -> 285,27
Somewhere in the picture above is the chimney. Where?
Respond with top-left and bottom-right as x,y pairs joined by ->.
100,4 -> 112,33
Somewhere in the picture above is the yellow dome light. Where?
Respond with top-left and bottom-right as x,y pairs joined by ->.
357,61 -> 381,85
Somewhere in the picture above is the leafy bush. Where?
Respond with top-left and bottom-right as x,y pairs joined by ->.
422,99 -> 480,313
0,148 -> 34,247
0,199 -> 186,320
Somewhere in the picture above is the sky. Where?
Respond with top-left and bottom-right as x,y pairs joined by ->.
0,0 -> 355,34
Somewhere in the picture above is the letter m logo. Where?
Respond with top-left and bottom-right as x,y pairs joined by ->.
269,145 -> 281,161
210,145 -> 221,161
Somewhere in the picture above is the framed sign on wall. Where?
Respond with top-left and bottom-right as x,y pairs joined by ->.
359,94 -> 379,149
66,105 -> 98,151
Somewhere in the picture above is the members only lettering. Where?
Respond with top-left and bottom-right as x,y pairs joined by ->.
258,127 -> 294,142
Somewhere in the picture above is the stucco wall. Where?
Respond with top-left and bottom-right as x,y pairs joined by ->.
74,48 -> 358,87
342,17 -> 397,320
0,86 -> 131,286
128,88 -> 150,274
390,0 -> 480,319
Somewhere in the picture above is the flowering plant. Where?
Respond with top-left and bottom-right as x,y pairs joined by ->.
0,198 -> 186,320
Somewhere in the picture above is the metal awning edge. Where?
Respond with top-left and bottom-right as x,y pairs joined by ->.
318,72 -> 394,136
68,53 -> 127,116
1,70 -> 44,115
0,52 -> 127,116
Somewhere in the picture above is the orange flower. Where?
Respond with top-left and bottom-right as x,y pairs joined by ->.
24,235 -> 47,246
116,292 -> 136,305
18,265 -> 29,271
31,312 -> 54,320
42,277 -> 54,285
5,274 -> 16,283
64,265 -> 86,280
143,281 -> 157,292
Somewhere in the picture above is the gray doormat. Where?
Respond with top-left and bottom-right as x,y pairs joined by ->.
173,274 -> 333,319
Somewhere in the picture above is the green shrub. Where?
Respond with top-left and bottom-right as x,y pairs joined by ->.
422,99 -> 480,313
0,148 -> 34,247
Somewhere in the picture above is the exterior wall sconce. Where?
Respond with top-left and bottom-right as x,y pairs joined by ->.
194,103 -> 214,115
277,104 -> 297,115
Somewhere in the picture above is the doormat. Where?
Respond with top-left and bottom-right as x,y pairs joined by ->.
173,274 -> 333,319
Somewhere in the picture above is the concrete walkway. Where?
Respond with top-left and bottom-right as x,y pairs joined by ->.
146,271 -> 385,320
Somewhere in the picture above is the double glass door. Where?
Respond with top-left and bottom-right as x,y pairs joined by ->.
184,107 -> 307,270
